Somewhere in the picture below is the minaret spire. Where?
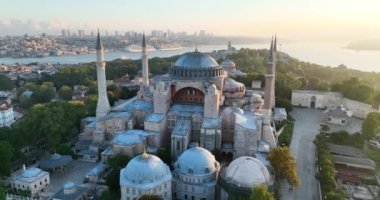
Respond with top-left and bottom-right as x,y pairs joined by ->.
141,33 -> 149,86
263,36 -> 276,110
273,35 -> 277,52
96,29 -> 103,50
95,30 -> 111,118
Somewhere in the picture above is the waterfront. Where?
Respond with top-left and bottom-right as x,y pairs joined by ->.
1,42 -> 380,72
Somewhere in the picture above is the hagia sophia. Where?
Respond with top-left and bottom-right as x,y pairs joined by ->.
77,31 -> 279,200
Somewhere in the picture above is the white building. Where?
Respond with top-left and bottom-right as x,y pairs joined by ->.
173,145 -> 220,200
10,167 -> 50,196
291,90 -> 379,119
120,152 -> 172,200
0,101 -> 14,127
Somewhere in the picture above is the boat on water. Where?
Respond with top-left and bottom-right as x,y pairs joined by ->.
155,43 -> 183,51
125,44 -> 156,53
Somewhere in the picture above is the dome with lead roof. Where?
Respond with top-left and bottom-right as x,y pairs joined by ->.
170,51 -> 224,78
175,146 -> 220,175
120,153 -> 172,188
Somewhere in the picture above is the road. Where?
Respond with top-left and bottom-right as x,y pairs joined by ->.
281,108 -> 322,200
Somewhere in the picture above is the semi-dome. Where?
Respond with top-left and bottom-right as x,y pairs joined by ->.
226,156 -> 271,188
170,51 -> 224,78
120,153 -> 172,187
112,130 -> 145,146
221,59 -> 236,69
221,106 -> 244,116
223,78 -> 245,92
176,146 -> 219,175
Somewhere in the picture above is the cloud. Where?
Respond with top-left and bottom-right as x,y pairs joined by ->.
0,19 -> 95,36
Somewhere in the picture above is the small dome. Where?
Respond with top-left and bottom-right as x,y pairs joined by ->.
50,153 -> 62,160
21,167 -> 42,178
174,52 -> 219,69
221,107 -> 244,116
226,156 -> 271,188
121,153 -> 171,186
223,78 -> 245,91
176,146 -> 219,175
258,141 -> 271,153
63,182 -> 76,195
63,182 -> 75,190
221,59 -> 236,68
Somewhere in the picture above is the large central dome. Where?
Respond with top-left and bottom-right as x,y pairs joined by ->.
170,51 -> 224,78
174,52 -> 219,69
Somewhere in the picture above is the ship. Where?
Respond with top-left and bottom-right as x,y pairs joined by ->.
155,43 -> 183,51
125,44 -> 156,53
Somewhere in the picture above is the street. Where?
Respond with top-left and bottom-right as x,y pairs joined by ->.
281,108 -> 323,200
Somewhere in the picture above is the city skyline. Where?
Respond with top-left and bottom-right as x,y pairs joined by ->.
1,0 -> 380,42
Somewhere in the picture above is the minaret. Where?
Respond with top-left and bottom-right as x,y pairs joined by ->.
263,36 -> 276,110
141,34 -> 149,86
96,31 -> 111,118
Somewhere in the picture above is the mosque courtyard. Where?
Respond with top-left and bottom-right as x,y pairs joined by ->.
43,160 -> 97,196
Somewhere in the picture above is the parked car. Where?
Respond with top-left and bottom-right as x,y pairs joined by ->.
369,140 -> 380,149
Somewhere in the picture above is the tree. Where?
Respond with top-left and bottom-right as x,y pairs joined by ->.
139,195 -> 162,200
275,73 -> 301,100
19,94 -> 34,108
35,82 -> 56,103
58,85 -> 73,100
0,74 -> 14,91
0,186 -> 5,200
99,189 -> 120,200
157,147 -> 172,166
249,185 -> 275,200
362,112 -> 380,139
106,155 -> 130,190
85,95 -> 97,116
267,147 -> 300,187
56,144 -> 75,157
0,141 -> 14,176
120,87 -> 137,99
324,191 -> 345,200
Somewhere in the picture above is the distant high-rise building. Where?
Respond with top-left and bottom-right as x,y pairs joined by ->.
78,30 -> 85,38
115,31 -> 118,36
67,30 -> 71,37
61,29 -> 67,37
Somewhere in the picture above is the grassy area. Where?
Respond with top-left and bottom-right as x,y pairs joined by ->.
278,122 -> 294,147
366,149 -> 380,173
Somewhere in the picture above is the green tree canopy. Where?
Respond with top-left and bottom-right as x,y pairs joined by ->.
58,85 -> 73,101
139,195 -> 162,200
361,112 -> 380,139
0,141 -> 15,176
267,147 -> 300,187
0,74 -> 14,91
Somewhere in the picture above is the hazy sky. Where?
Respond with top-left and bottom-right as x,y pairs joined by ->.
1,0 -> 379,42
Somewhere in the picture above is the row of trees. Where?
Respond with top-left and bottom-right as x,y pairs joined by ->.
314,135 -> 345,200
